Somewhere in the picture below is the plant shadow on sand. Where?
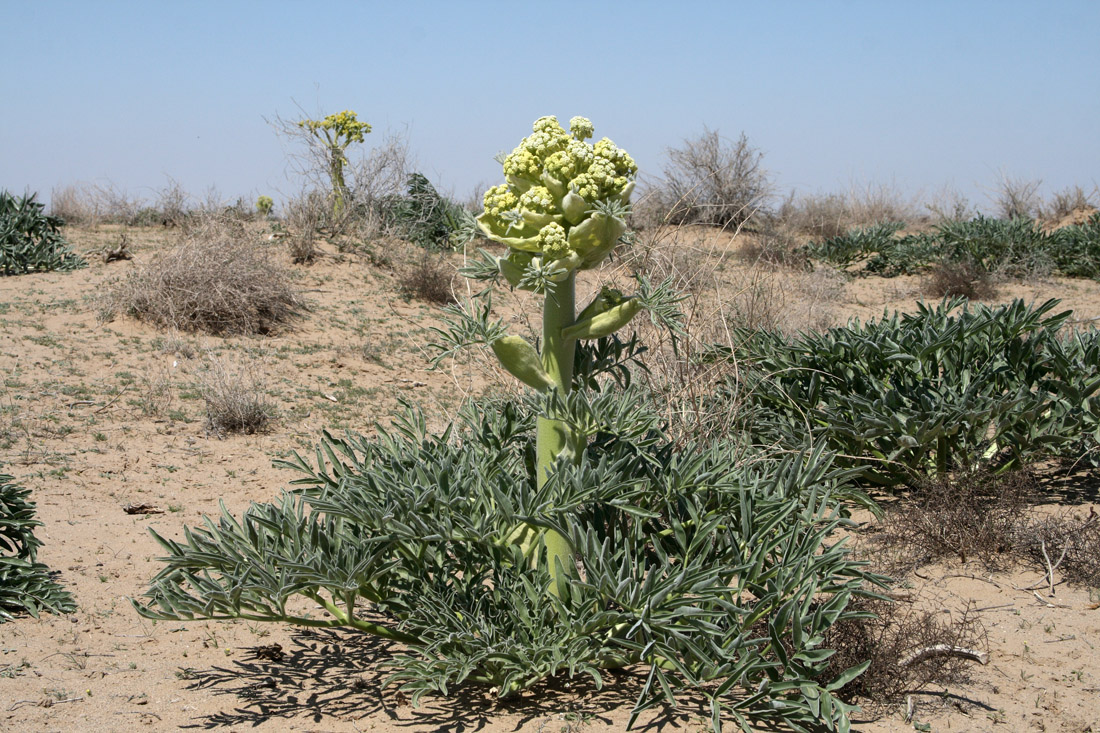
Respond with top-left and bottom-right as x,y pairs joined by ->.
179,627 -> 707,731
1036,461 -> 1100,505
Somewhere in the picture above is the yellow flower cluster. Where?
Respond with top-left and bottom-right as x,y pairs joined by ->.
503,148 -> 542,179
519,186 -> 554,215
298,110 -> 372,145
568,116 -> 594,141
538,222 -> 571,260
479,115 -> 635,258
594,138 -> 637,178
483,185 -> 519,216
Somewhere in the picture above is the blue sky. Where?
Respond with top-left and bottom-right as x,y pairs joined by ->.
3,1 -> 1097,212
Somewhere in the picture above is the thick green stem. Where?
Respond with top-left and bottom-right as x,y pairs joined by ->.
532,272 -> 579,594
536,272 -> 578,486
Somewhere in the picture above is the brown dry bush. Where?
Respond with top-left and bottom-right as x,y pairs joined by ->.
49,183 -> 100,226
287,231 -> 319,264
399,249 -> 455,304
993,173 -> 1042,220
1044,185 -> 1098,221
646,129 -> 771,230
1019,508 -> 1100,589
779,183 -> 920,239
875,468 -> 1037,570
738,220 -> 806,269
198,358 -> 274,436
824,596 -> 986,710
104,231 -> 302,335
921,259 -> 997,300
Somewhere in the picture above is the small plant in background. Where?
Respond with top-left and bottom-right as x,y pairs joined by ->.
994,173 -> 1043,220
255,196 -> 274,218
136,116 -> 880,732
803,221 -> 906,270
297,110 -> 371,217
922,258 -> 996,300
0,191 -> 86,275
398,249 -> 454,304
1,470 -> 76,621
383,173 -> 475,250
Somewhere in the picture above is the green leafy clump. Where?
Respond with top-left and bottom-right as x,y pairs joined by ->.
719,297 -> 1100,488
807,214 -> 1100,280
933,216 -> 1056,275
803,221 -> 906,270
381,173 -> 474,250
0,191 -> 86,275
1047,212 -> 1100,278
1,471 -> 76,621
136,391 -> 879,730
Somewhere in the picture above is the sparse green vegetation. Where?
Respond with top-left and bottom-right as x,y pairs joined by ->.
1,191 -> 86,275
0,470 -> 75,621
805,214 -> 1100,279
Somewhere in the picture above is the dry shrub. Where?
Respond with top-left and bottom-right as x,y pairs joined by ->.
198,358 -> 274,436
49,183 -> 100,226
738,221 -> 806,269
154,178 -> 192,227
48,181 -> 146,226
877,468 -> 1037,569
618,226 -> 749,444
623,224 -> 839,443
725,269 -> 786,332
136,369 -> 174,418
1044,185 -> 1098,221
399,249 -> 454,304
780,183 -> 919,239
921,259 -> 997,300
1019,508 -> 1100,589
925,186 -> 976,222
647,129 -> 771,230
105,232 -> 302,335
825,596 -> 986,709
993,173 -> 1042,220
288,232 -> 319,264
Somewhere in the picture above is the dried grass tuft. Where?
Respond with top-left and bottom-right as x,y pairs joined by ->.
825,596 -> 986,709
399,250 -> 455,304
198,358 -> 274,436
921,259 -> 997,300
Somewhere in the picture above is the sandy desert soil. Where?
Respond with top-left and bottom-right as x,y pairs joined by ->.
1,223 -> 1099,732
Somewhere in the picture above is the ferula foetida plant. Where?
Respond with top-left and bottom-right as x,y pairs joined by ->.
255,195 -> 274,218
470,116 -> 648,584
297,110 -> 371,216
477,115 -> 638,468
137,115 -> 877,732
